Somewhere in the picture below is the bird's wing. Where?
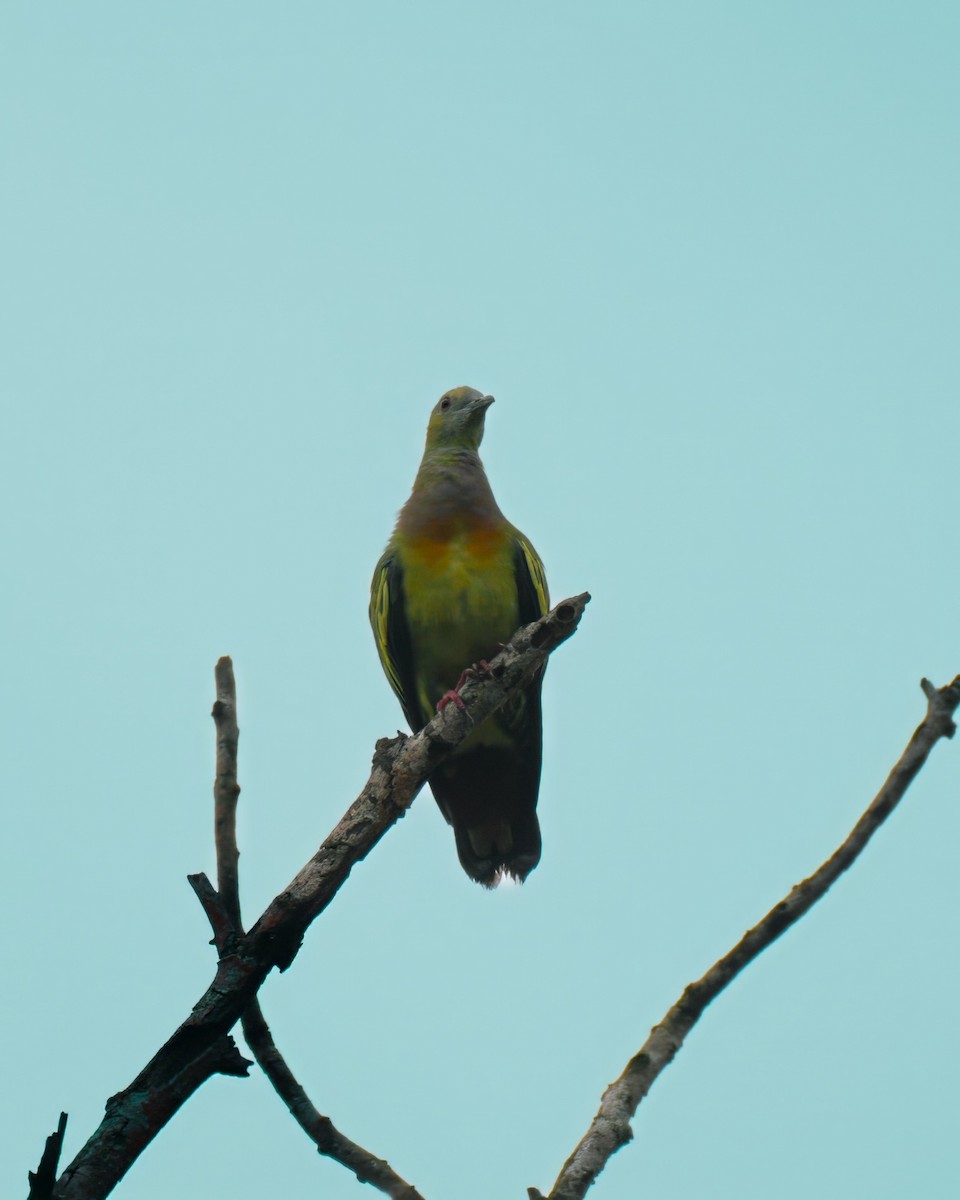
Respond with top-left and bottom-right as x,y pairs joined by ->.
512,530 -> 550,624
369,550 -> 423,731
496,530 -> 549,735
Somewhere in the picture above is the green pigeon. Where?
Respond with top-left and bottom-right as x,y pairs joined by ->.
370,387 -> 549,886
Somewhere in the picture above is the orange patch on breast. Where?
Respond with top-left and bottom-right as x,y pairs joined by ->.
464,522 -> 509,561
407,519 -> 508,569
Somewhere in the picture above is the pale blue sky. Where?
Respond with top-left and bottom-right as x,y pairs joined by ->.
3,4 -> 959,1198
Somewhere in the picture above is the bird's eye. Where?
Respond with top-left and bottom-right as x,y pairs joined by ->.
439,397 -> 451,411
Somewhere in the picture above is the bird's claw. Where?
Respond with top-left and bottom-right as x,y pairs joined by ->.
437,688 -> 468,713
436,660 -> 493,714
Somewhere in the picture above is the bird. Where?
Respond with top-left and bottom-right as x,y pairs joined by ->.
370,386 -> 549,886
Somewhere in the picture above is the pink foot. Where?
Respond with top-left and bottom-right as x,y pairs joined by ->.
436,661 -> 494,713
437,688 -> 467,713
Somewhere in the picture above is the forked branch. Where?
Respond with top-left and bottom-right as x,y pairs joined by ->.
48,593 -> 590,1200
208,656 -> 425,1198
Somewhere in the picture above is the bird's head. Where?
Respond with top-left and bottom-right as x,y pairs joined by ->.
425,386 -> 495,454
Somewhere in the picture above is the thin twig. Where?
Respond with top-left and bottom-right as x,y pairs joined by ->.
28,1112 -> 68,1200
534,673 -> 960,1200
242,1002 -> 425,1200
189,870 -> 235,952
213,656 -> 242,932
210,657 -> 426,1197
50,594 -> 589,1200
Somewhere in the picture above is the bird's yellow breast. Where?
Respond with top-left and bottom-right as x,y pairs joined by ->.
403,521 -> 519,708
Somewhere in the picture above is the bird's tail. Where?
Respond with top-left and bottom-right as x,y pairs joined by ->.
429,747 -> 542,887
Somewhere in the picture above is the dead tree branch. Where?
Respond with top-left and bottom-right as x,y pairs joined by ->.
28,1112 -> 68,1200
49,593 -> 590,1200
532,673 -> 960,1200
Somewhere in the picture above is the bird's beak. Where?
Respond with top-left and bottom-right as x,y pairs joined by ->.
476,394 -> 495,412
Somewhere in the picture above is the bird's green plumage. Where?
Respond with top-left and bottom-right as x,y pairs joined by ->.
370,386 -> 549,885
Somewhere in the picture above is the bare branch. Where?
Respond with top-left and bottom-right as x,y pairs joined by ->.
51,594 -> 589,1199
50,1033 -> 251,1200
537,673 -> 960,1200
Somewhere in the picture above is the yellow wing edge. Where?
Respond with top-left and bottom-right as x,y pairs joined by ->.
369,554 -> 405,706
515,530 -> 550,617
